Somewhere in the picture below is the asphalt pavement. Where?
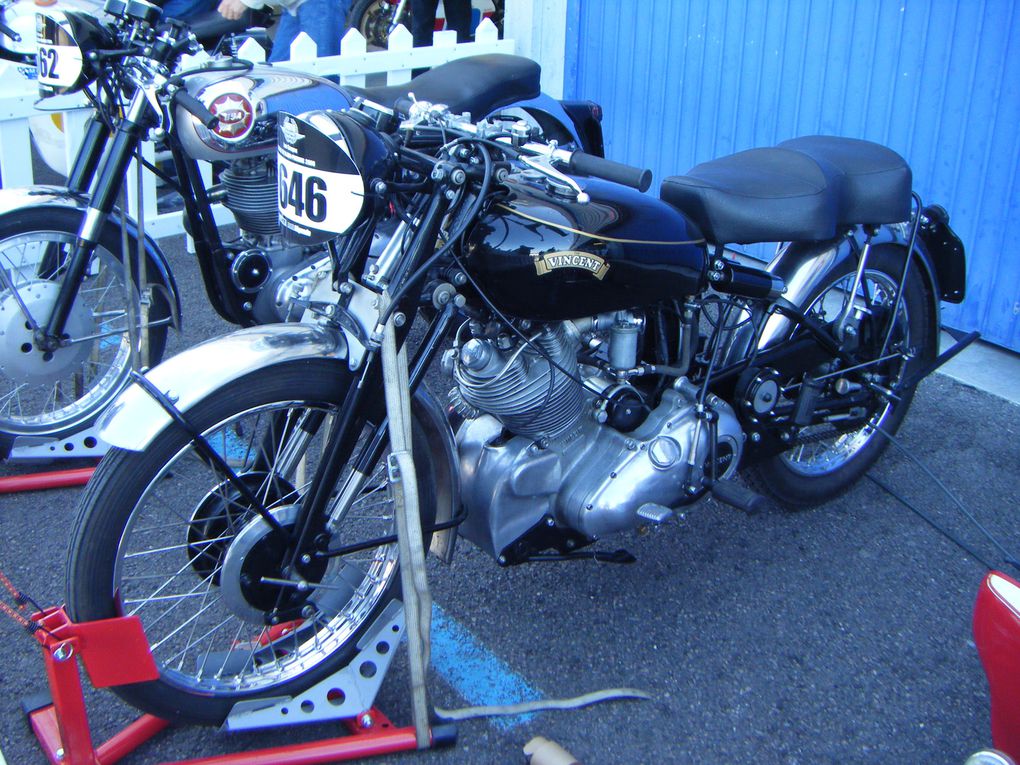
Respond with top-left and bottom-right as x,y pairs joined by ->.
1,233 -> 1018,764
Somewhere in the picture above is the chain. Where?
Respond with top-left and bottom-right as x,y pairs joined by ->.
0,568 -> 43,634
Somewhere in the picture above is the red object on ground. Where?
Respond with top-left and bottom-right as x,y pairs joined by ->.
974,571 -> 1020,760
23,606 -> 450,765
0,467 -> 95,494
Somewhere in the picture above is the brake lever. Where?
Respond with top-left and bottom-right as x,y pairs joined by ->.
520,153 -> 589,204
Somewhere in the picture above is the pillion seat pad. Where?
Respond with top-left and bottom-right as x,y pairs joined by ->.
660,136 -> 912,245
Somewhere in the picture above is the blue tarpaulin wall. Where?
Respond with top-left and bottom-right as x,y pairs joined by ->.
563,0 -> 1020,351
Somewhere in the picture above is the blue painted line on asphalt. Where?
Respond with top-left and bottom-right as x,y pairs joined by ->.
430,603 -> 542,731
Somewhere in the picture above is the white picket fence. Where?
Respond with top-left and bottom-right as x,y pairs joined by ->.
0,20 -> 511,239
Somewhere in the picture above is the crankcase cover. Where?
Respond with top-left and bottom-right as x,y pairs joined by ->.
556,386 -> 743,537
463,175 -> 708,321
176,67 -> 352,161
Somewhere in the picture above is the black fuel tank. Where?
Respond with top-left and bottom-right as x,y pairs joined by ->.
464,174 -> 707,321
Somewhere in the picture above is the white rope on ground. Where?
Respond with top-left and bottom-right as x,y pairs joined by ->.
435,687 -> 652,722
381,306 -> 433,748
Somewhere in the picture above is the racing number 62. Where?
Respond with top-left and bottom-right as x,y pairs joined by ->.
37,47 -> 59,79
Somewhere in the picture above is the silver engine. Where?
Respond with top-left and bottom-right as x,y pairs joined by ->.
452,314 -> 744,562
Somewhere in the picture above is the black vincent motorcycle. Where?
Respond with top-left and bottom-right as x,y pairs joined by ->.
0,0 -> 599,458
65,55 -> 965,724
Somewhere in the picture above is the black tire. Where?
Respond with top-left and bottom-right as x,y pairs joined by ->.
348,0 -> 407,48
0,206 -> 171,450
743,244 -> 935,508
66,359 -> 438,724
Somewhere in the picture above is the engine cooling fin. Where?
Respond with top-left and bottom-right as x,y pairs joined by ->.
221,161 -> 279,236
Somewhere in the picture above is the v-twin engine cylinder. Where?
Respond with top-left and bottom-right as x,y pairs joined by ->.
453,323 -> 585,442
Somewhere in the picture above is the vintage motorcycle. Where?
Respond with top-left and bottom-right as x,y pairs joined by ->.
0,0 -> 600,457
66,55 -> 965,724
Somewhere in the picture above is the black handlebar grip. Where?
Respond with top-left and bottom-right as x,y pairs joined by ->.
174,91 -> 218,130
567,151 -> 652,192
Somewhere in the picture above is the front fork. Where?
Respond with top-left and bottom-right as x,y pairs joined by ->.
35,91 -> 150,352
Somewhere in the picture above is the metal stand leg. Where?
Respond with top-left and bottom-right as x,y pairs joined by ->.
22,605 -> 457,765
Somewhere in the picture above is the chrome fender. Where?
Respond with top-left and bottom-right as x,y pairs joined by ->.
99,323 -> 347,450
98,322 -> 461,557
0,186 -> 182,328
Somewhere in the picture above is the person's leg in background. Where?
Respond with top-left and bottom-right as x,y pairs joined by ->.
269,0 -> 351,62
441,0 -> 471,43
162,0 -> 217,21
410,0 -> 441,48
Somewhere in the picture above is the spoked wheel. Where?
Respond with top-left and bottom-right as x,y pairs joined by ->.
744,244 -> 934,508
0,208 -> 169,452
67,360 -> 437,724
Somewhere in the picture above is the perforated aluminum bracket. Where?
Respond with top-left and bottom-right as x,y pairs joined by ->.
222,599 -> 405,732
7,425 -> 110,463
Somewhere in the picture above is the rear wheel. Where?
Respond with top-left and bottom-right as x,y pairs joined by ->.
66,359 -> 438,724
743,245 -> 934,508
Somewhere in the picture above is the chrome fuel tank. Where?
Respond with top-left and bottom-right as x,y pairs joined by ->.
463,173 -> 708,321
176,65 -> 353,161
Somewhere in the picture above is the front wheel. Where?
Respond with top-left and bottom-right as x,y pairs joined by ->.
0,207 -> 170,452
743,244 -> 935,508
66,359 -> 438,724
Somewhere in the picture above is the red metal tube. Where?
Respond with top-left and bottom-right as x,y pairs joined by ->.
96,715 -> 170,764
0,467 -> 95,494
164,726 -> 421,765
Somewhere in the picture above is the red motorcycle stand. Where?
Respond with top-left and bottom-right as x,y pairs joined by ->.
24,606 -> 455,765
974,571 -> 1020,761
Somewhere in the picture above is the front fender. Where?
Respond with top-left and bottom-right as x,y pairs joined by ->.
0,185 -> 183,328
99,323 -> 347,451
98,321 -> 461,560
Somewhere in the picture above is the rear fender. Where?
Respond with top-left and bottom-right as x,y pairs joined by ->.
0,186 -> 182,328
916,204 -> 966,304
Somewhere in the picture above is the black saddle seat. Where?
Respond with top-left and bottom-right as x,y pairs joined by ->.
346,54 -> 541,120
660,147 -> 839,244
778,136 -> 912,225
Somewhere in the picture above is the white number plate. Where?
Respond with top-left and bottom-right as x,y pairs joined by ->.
277,153 -> 364,237
36,43 -> 82,88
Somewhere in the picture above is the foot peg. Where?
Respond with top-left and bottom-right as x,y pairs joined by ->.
711,480 -> 768,514
637,503 -> 674,524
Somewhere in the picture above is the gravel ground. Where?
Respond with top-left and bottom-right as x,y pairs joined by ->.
1,235 -> 1017,764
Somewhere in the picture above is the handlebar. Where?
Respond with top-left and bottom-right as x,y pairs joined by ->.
566,151 -> 652,193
